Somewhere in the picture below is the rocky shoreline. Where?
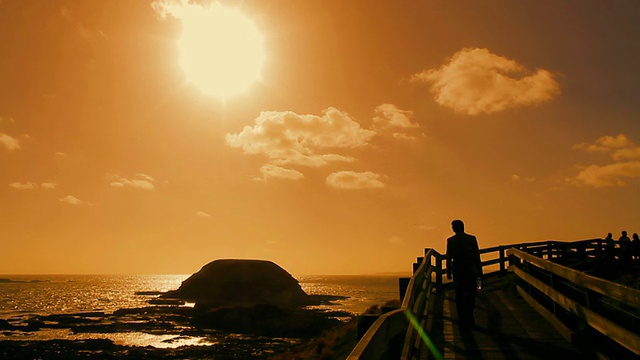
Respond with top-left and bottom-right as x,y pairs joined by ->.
0,305 -> 352,359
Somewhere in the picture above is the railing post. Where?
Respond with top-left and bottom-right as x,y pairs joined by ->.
499,247 -> 506,273
436,254 -> 443,290
577,242 -> 586,262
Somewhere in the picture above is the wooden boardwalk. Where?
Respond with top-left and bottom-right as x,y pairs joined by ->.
423,275 -> 591,360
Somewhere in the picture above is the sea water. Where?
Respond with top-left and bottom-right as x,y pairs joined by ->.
0,274 -> 403,347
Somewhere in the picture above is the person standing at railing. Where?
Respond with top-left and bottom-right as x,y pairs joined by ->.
446,219 -> 482,328
618,230 -> 632,270
632,233 -> 640,268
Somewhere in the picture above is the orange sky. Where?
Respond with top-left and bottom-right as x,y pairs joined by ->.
1,1 -> 640,275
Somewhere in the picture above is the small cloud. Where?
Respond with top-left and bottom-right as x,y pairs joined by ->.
511,174 -> 535,182
613,147 -> 640,161
326,171 -> 385,189
77,25 -> 106,40
392,133 -> 417,141
196,211 -> 212,218
389,236 -> 405,245
226,108 -> 375,168
41,182 -> 58,189
9,182 -> 37,190
59,195 -> 86,206
109,173 -> 156,190
412,47 -> 560,115
569,134 -> 640,188
266,240 -> 279,246
567,161 -> 640,188
373,104 -> 419,129
0,133 -> 20,151
573,134 -> 633,153
256,164 -> 304,181
60,5 -> 71,19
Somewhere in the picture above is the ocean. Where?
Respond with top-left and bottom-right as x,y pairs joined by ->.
0,274 -> 403,348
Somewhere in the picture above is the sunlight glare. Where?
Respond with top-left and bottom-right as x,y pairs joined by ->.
177,3 -> 265,98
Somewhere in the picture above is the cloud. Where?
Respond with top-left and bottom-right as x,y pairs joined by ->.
109,173 -> 156,190
412,48 -> 560,115
569,134 -> 640,187
196,211 -> 212,218
9,182 -> 57,190
256,164 -> 304,181
573,134 -> 633,153
0,133 -> 20,151
59,195 -> 86,206
511,174 -> 535,182
9,182 -> 37,190
567,162 -> 640,188
226,107 -> 375,167
41,182 -> 58,189
326,171 -> 385,189
373,104 -> 419,129
389,236 -> 405,245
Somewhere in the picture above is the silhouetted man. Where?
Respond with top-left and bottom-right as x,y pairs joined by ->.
446,219 -> 482,327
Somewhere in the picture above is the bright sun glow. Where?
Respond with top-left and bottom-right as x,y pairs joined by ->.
176,3 -> 265,98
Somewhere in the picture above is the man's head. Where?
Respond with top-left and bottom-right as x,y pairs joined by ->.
622,230 -> 628,236
451,219 -> 464,234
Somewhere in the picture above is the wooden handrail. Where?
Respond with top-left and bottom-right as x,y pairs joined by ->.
509,248 -> 640,306
349,237 -> 638,359
509,247 -> 640,356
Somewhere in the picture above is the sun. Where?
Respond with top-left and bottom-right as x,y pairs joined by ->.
176,3 -> 265,99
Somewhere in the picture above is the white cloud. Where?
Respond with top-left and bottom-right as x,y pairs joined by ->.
567,162 -> 640,188
196,211 -> 212,218
59,195 -> 85,206
41,182 -> 58,189
226,107 -> 375,168
257,164 -> 304,181
9,182 -> 57,190
326,171 -> 385,189
9,182 -> 37,190
109,173 -> 156,190
0,133 -> 20,151
373,104 -> 419,129
569,134 -> 640,187
412,48 -> 560,115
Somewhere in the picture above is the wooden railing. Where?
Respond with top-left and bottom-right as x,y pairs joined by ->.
400,249 -> 443,359
509,247 -> 640,359
346,249 -> 441,360
347,238 -> 640,359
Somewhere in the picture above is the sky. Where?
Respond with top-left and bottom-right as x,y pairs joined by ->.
1,0 -> 640,275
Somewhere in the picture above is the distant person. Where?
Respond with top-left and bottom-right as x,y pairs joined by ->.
604,232 -> 615,257
619,231 -> 632,269
446,219 -> 482,328
632,233 -> 640,267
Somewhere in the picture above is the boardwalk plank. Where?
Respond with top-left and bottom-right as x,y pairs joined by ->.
423,275 -> 590,360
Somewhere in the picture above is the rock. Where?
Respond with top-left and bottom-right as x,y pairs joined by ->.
164,259 -> 309,307
191,303 -> 341,337
134,291 -> 164,296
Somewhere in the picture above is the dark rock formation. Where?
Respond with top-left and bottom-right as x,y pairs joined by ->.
191,303 -> 341,337
163,259 -> 309,307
